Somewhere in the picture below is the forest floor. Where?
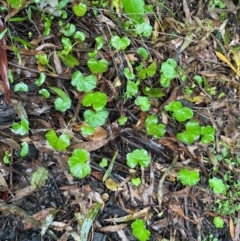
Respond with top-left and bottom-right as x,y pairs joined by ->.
0,0 -> 240,240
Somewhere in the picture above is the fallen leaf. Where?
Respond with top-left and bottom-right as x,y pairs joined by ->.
23,208 -> 55,229
229,217 -> 235,239
105,178 -> 123,191
215,51 -> 240,77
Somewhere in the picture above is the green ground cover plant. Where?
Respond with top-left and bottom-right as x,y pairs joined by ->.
2,0 -> 239,239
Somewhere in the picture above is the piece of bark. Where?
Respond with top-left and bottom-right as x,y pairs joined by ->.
0,18 -> 10,103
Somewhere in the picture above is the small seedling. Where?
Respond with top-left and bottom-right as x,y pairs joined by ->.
3,151 -> 11,164
124,67 -> 135,80
60,23 -> 76,37
124,79 -> 140,99
39,89 -> 50,98
178,168 -> 200,186
213,216 -> 224,228
99,158 -> 108,168
36,53 -> 54,72
20,141 -> 29,157
135,96 -> 151,111
95,36 -> 103,50
73,31 -> 85,41
145,115 -> 166,138
160,58 -> 177,87
71,70 -> 97,92
111,35 -> 130,50
126,149 -> 151,168
118,116 -> 128,125
45,129 -> 70,151
137,47 -> 149,60
137,62 -> 157,79
164,101 -> 193,122
201,126 -> 215,144
30,167 -> 49,189
35,73 -> 46,87
87,58 -> 108,74
131,177 -> 141,186
177,120 -> 201,144
61,36 -> 73,54
209,177 -> 226,194
84,108 -> 109,127
82,92 -> 107,111
73,3 -> 87,17
131,219 -> 150,241
14,82 -> 28,92
49,86 -> 71,112
12,118 -> 29,135
135,22 -> 152,37
68,149 -> 91,178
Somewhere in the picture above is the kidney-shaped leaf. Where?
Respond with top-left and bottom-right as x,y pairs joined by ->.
68,149 -> 91,178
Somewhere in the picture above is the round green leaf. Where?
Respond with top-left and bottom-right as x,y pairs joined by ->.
87,58 -> 108,74
73,31 -> 85,41
68,149 -> 91,178
60,23 -> 76,37
12,118 -> 29,135
134,96 -> 151,111
111,36 -> 130,50
73,3 -> 87,17
131,219 -> 150,241
126,149 -> 151,168
178,168 -> 200,186
213,217 -> 224,228
135,22 -> 152,37
173,107 -> 193,122
145,115 -> 158,126
177,132 -> 195,144
146,123 -> 166,138
164,101 -> 182,112
82,92 -> 107,111
45,130 -> 70,151
137,47 -> 149,60
209,177 -> 226,194
84,109 -> 109,127
54,97 -> 71,112
71,71 -> 97,92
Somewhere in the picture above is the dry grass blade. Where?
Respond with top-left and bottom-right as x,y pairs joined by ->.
0,18 -> 10,103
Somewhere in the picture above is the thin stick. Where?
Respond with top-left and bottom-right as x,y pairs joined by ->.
157,155 -> 178,207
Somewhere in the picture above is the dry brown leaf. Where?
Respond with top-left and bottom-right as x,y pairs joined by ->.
230,217 -> 235,239
0,172 -> 8,191
105,178 -> 123,191
69,137 -> 110,152
104,207 -> 150,223
97,223 -> 128,232
53,52 -> 62,74
215,51 -> 240,76
0,138 -> 20,150
23,208 -> 55,229
11,186 -> 36,202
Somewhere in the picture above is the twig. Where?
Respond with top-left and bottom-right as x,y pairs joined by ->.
157,155 -> 178,207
